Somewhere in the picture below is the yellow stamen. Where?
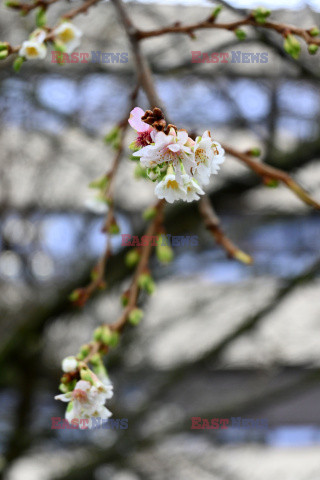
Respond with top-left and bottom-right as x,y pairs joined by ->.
196,148 -> 206,165
167,180 -> 179,190
26,46 -> 39,57
58,28 -> 75,43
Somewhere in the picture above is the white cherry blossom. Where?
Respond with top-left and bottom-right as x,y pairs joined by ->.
53,22 -> 82,53
154,170 -> 187,203
192,134 -> 215,185
128,107 -> 225,203
133,129 -> 195,181
19,31 -> 47,60
202,131 -> 225,174
55,374 -> 113,427
181,175 -> 205,202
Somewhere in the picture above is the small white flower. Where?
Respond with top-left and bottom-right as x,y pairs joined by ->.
19,37 -> 47,60
86,381 -> 113,411
96,373 -> 114,399
211,141 -> 225,174
202,131 -> 225,174
133,130 -> 195,181
192,134 -> 215,185
55,375 -> 113,426
62,356 -> 78,373
181,175 -> 205,202
154,170 -> 187,203
53,22 -> 82,53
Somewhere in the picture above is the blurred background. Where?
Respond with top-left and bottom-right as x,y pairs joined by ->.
1,0 -> 320,478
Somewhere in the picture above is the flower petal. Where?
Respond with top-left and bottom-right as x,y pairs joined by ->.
128,107 -> 150,132
55,393 -> 71,402
177,130 -> 188,145
168,144 -> 181,153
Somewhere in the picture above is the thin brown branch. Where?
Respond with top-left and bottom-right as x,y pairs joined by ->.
110,198 -> 165,332
70,87 -> 139,307
62,0 -> 101,20
6,0 -> 60,14
199,196 -> 253,264
78,198 -> 165,367
69,134 -> 125,306
136,16 -> 250,40
111,0 -> 164,109
223,144 -> 320,210
136,15 -> 320,47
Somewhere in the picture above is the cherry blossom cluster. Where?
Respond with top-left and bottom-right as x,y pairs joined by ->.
55,356 -> 113,428
128,107 -> 225,203
18,22 -> 82,62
